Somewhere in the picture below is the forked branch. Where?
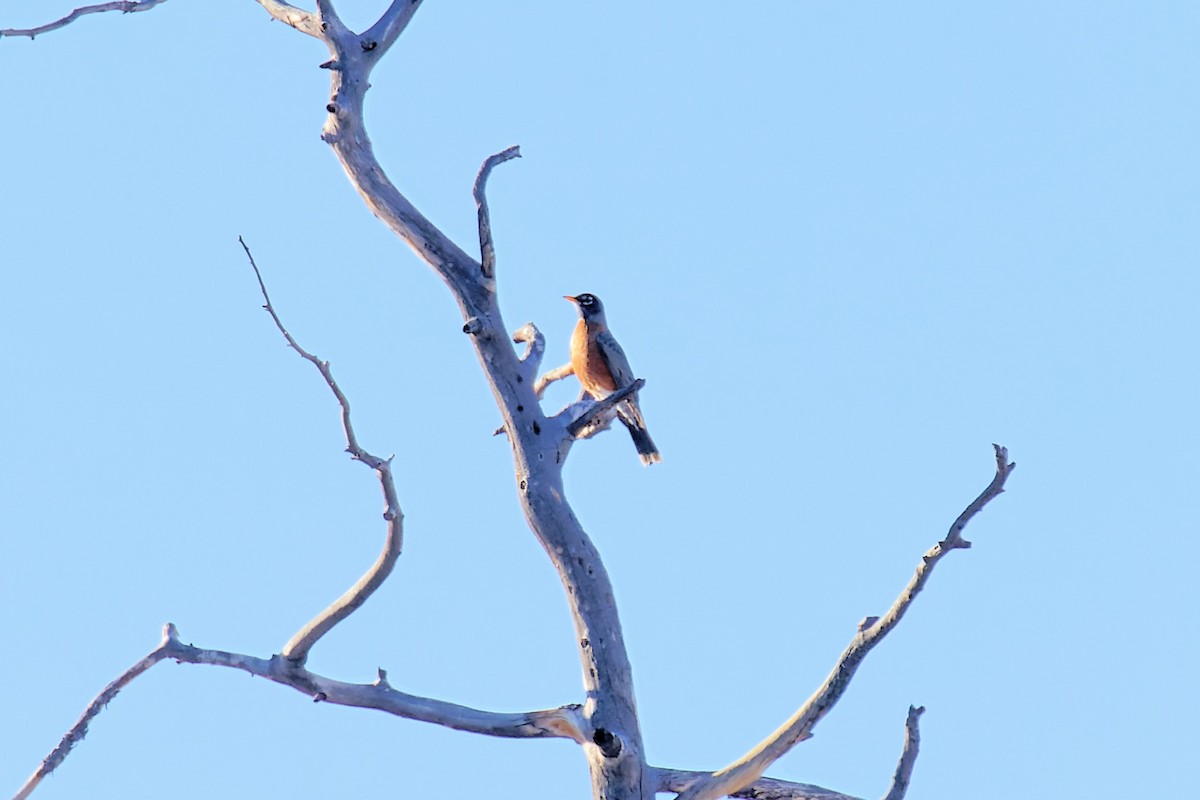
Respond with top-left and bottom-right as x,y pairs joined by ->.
240,237 -> 403,666
675,445 -> 1016,800
13,622 -> 588,799
0,0 -> 167,39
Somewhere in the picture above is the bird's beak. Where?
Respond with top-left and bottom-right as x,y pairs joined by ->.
563,295 -> 578,304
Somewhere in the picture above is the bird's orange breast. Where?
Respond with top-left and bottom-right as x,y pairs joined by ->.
570,319 -> 616,395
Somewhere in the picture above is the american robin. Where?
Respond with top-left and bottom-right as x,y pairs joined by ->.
564,293 -> 662,466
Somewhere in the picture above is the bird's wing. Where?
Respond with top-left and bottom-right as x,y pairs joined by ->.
596,331 -> 636,389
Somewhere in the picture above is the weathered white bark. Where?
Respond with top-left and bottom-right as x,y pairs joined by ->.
258,3 -> 651,796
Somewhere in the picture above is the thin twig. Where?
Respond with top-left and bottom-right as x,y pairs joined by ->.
473,146 -> 521,280
239,237 -> 404,665
534,362 -> 576,399
881,706 -> 925,800
676,445 -> 1016,800
1,0 -> 167,39
12,624 -> 176,800
565,379 -> 645,437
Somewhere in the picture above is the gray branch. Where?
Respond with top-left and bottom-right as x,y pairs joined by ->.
253,0 -> 321,37
652,768 -> 863,800
0,0 -> 167,39
881,706 -> 924,800
512,323 -> 546,381
241,237 -> 403,666
159,625 -> 587,741
474,146 -> 521,279
12,626 -> 175,800
675,446 -> 1016,800
361,0 -> 425,58
291,5 -> 648,796
534,361 -> 576,399
12,623 -> 587,799
565,379 -> 645,438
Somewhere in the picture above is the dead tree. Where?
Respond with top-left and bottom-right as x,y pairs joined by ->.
5,4 -> 1014,800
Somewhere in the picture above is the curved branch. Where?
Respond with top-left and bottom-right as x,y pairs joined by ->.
474,146 -> 521,279
881,706 -> 924,800
513,323 -> 546,379
676,446 -> 1016,800
653,768 -> 863,800
0,0 -> 167,39
13,625 -> 175,800
240,238 -> 404,666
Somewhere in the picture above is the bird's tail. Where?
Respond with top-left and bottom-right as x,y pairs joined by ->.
629,427 -> 662,466
617,402 -> 662,466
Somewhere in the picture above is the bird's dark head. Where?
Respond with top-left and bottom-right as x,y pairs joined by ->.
564,293 -> 605,319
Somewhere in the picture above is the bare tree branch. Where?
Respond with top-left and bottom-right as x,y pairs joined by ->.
0,0 -> 167,39
534,362 -> 576,399
474,146 -> 521,280
494,323 -> 548,437
240,237 -> 403,666
313,0 -> 351,40
294,9 -> 649,796
565,379 -> 645,437
362,0 -> 426,61
253,0 -> 321,37
881,706 -> 924,800
158,625 -> 588,742
512,322 -> 546,379
675,445 -> 1016,800
653,768 -> 863,800
12,625 -> 175,800
14,622 -> 588,798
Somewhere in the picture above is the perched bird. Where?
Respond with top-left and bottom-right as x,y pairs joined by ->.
565,293 -> 662,465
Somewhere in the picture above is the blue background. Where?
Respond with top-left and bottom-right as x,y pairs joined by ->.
2,2 -> 1196,798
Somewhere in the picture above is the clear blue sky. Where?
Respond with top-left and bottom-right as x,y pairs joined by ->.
3,2 -> 1196,798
